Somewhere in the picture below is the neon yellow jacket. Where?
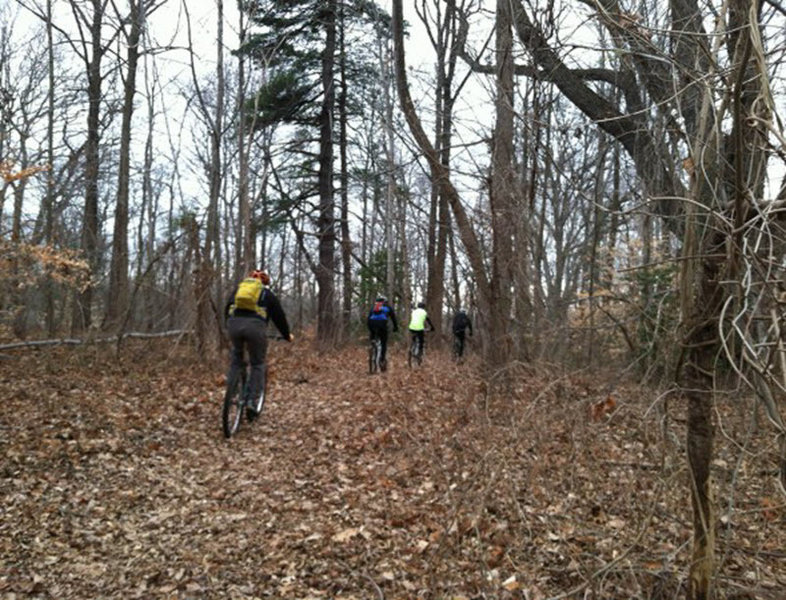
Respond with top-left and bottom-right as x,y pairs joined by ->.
408,308 -> 429,331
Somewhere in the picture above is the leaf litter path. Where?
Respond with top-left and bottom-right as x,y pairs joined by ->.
1,338 -> 784,599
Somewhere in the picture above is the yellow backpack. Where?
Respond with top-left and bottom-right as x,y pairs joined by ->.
230,278 -> 268,318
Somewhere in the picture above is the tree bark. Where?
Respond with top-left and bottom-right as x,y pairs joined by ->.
237,6 -> 253,274
44,0 -> 56,336
71,0 -> 108,335
338,3 -> 353,332
382,40 -> 397,300
106,0 -> 143,330
487,0 -> 516,371
316,0 -> 338,347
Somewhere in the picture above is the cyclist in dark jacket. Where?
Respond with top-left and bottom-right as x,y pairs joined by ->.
224,269 -> 292,419
367,295 -> 398,369
452,308 -> 473,358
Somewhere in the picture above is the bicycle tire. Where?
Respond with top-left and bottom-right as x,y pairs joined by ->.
369,342 -> 377,374
248,364 -> 268,421
453,337 -> 462,362
222,367 -> 246,438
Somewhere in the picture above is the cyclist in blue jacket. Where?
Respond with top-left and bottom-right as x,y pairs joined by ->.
367,295 -> 398,370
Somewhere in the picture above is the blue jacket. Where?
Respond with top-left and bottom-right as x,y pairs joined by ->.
367,300 -> 399,331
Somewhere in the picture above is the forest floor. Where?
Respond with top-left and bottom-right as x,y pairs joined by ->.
0,333 -> 784,600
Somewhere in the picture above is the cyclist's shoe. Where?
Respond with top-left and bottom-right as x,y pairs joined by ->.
380,358 -> 387,372
246,406 -> 258,422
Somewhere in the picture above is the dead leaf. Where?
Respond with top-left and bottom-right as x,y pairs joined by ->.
332,527 -> 360,543
502,574 -> 520,591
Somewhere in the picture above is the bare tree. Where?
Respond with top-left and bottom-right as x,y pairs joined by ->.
67,0 -> 114,334
183,0 -> 226,356
106,0 -> 165,331
415,0 -> 474,341
392,0 -> 513,374
467,0 -> 783,596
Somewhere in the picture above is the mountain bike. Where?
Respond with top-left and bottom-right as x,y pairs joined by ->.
222,358 -> 268,439
408,331 -> 430,368
453,332 -> 471,363
369,335 -> 383,374
452,334 -> 463,363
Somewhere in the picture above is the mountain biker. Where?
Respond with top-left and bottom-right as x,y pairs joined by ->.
452,308 -> 473,358
224,269 -> 293,420
367,295 -> 398,370
408,301 -> 435,358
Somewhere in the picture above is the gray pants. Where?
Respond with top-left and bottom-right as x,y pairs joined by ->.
227,317 -> 268,400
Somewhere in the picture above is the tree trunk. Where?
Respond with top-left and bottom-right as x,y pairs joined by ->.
140,44 -> 158,332
316,0 -> 338,347
237,7 -> 253,274
487,0 -> 516,372
44,0 -> 56,336
71,0 -> 106,335
680,222 -> 723,600
383,42 -> 396,299
420,0 -> 457,341
195,0 -> 225,356
338,3 -> 352,332
106,0 -> 143,330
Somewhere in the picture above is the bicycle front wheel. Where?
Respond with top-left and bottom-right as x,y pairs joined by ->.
369,343 -> 377,374
222,368 -> 246,438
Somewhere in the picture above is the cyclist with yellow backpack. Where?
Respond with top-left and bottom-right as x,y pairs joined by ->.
224,269 -> 292,419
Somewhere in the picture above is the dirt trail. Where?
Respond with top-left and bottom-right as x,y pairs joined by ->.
1,338 -> 783,599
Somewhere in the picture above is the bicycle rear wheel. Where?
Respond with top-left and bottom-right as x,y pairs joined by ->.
247,364 -> 268,421
222,367 -> 246,438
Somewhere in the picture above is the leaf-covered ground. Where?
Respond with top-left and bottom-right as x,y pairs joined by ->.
1,335 -> 784,599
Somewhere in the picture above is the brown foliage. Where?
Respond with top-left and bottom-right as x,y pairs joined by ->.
0,241 -> 91,291
0,340 -> 783,598
0,160 -> 48,183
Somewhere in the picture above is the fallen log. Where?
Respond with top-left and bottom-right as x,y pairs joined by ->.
0,330 -> 193,351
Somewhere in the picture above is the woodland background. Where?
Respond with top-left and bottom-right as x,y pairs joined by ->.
1,0 -> 786,599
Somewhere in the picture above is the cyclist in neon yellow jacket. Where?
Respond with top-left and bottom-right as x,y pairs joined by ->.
408,301 -> 435,357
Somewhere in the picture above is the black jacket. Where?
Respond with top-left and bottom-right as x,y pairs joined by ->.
452,312 -> 472,335
225,285 -> 291,340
